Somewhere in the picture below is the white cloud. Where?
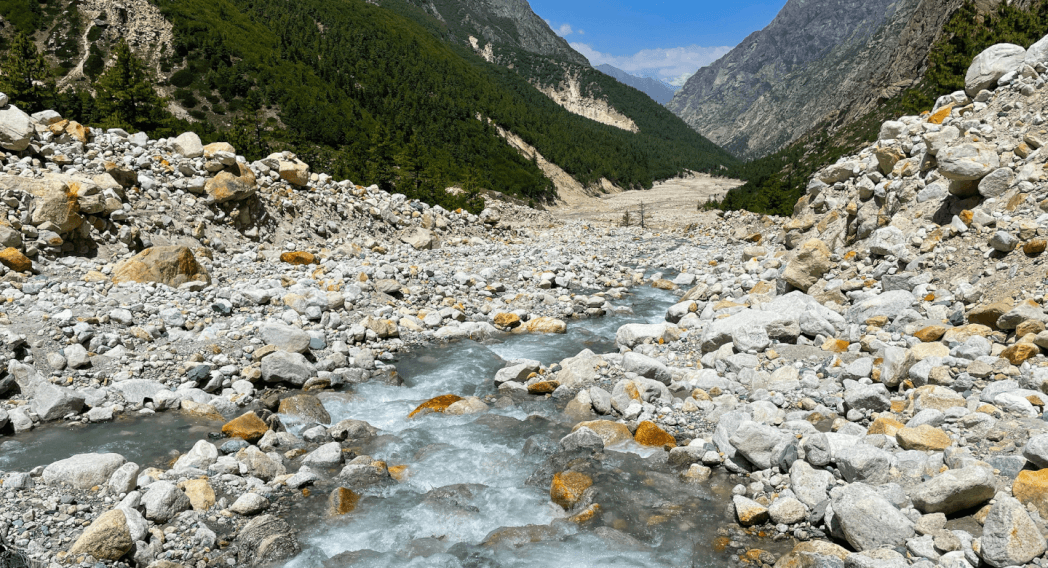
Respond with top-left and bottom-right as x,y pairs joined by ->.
577,29 -> 585,35
571,43 -> 731,84
556,23 -> 573,37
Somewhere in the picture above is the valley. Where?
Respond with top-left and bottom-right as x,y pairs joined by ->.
3,1 -> 1048,568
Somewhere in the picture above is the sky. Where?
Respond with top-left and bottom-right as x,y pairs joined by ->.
528,0 -> 786,85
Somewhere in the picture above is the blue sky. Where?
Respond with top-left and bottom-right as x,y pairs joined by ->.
528,0 -> 786,85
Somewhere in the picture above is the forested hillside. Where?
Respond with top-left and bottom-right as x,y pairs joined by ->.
713,0 -> 1048,216
0,0 -> 736,212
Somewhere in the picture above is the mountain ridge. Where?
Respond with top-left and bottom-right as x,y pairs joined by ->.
595,64 -> 677,105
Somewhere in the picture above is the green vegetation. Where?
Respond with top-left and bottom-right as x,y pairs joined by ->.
0,32 -> 56,110
712,0 -> 1048,216
94,40 -> 171,133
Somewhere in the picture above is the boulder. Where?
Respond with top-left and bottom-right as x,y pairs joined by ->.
141,481 -> 191,522
910,467 -> 996,514
205,161 -> 257,203
965,43 -> 1026,96
868,227 -> 906,256
733,495 -> 769,526
979,495 -> 1047,568
621,352 -> 671,384
261,351 -> 316,386
729,421 -> 790,470
42,453 -> 125,489
782,239 -> 830,292
112,246 -> 211,288
616,322 -> 680,348
1012,469 -> 1048,517
234,514 -> 300,565
32,381 -> 85,421
69,509 -> 134,560
401,226 -> 438,250
0,102 -> 32,151
31,183 -> 82,234
278,394 -> 331,425
1023,433 -> 1048,468
172,132 -> 204,158
222,412 -> 269,442
259,323 -> 311,353
831,483 -> 915,551
230,492 -> 271,516
937,143 -> 1001,181
835,445 -> 891,485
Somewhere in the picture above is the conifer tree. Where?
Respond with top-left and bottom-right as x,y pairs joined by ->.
95,40 -> 168,132
0,32 -> 55,111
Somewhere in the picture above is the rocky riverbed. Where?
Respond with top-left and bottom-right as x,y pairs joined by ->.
6,34 -> 1048,568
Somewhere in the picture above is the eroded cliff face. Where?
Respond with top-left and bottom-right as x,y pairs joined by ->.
669,0 -> 1041,160
668,0 -> 914,159
537,74 -> 639,133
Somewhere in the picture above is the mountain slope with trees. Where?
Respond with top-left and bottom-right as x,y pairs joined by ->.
0,0 -> 736,211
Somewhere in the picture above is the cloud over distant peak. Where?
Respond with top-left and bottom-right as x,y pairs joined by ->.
571,43 -> 731,84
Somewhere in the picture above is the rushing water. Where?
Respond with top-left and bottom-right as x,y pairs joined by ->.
285,283 -> 737,568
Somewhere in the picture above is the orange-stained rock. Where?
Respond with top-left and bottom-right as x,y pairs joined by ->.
180,400 -> 225,421
915,326 -> 947,342
896,424 -> 952,451
968,300 -> 1014,329
572,420 -> 633,445
205,161 -> 257,203
569,503 -> 601,523
1013,470 -> 1048,517
222,411 -> 269,442
388,465 -> 409,482
550,471 -> 592,510
959,210 -> 974,225
942,324 -> 993,343
280,251 -> 316,266
328,487 -> 360,516
652,279 -> 677,290
1025,239 -> 1047,256
1002,343 -> 1040,365
113,246 -> 210,288
867,416 -> 905,437
180,479 -> 216,511
821,338 -> 849,353
514,317 -> 567,334
634,421 -> 676,448
408,394 -> 463,418
493,313 -> 521,328
0,247 -> 32,272
927,105 -> 953,125
1017,320 -> 1046,337
528,380 -> 559,394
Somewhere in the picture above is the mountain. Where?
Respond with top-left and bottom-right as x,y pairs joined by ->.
668,0 -> 1040,160
595,64 -> 677,104
0,0 -> 736,210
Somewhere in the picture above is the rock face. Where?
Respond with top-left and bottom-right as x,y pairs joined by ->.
112,246 -> 211,287
667,0 -> 926,158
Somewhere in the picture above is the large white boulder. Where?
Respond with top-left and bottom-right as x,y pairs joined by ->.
965,43 -> 1026,96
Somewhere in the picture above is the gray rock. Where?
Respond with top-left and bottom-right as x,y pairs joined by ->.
732,324 -> 771,354
172,132 -> 204,158
844,383 -> 890,412
910,467 -> 995,514
844,549 -> 909,568
989,231 -> 1019,253
621,352 -> 671,384
173,440 -> 219,471
328,419 -> 377,443
729,420 -> 790,470
141,481 -> 191,522
260,323 -> 311,353
108,462 -> 140,495
43,453 -> 126,489
979,494 -> 1047,568
32,381 -> 85,421
301,442 -> 344,467
0,102 -> 32,151
868,227 -> 906,256
845,291 -> 916,324
768,496 -> 807,525
965,43 -> 1026,96
978,168 -> 1015,198
559,426 -> 604,453
937,142 -> 1001,181
835,444 -> 891,485
589,387 -> 612,415
831,483 -> 915,551
230,493 -> 270,516
790,459 -> 834,508
1022,433 -> 1048,468
701,309 -> 794,352
615,323 -> 678,348
493,360 -> 540,385
261,351 -> 316,386
64,343 -> 90,369
234,514 -> 299,565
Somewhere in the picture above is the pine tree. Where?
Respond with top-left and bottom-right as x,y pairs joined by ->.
0,32 -> 55,111
95,40 -> 168,132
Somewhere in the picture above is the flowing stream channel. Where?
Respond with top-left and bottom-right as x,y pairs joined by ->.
2,274 -> 741,568
284,281 -> 737,568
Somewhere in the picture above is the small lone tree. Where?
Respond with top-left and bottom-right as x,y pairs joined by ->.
0,32 -> 55,111
95,40 -> 168,132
